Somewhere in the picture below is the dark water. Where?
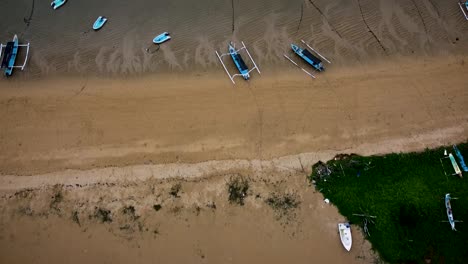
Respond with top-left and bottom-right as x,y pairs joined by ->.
0,0 -> 466,78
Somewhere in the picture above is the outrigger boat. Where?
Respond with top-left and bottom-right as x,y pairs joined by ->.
291,44 -> 325,72
448,153 -> 462,178
228,42 -> 250,80
0,35 -> 30,77
459,1 -> 468,20
285,39 -> 331,78
338,222 -> 352,251
215,41 -> 260,84
51,0 -> 67,10
93,16 -> 108,30
153,32 -> 171,44
445,194 -> 457,231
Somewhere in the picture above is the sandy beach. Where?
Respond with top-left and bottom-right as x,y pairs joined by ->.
1,0 -> 468,263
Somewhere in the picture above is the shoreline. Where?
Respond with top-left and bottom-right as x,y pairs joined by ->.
1,125 -> 465,191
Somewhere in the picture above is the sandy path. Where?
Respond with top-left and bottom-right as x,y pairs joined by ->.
1,56 -> 467,175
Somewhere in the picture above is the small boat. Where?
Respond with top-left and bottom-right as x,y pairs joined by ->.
448,153 -> 462,178
1,35 -> 19,76
51,0 -> 67,10
228,42 -> 249,80
453,145 -> 468,172
93,16 -> 108,30
445,194 -> 456,231
215,41 -> 260,84
459,1 -> 468,20
0,35 -> 30,77
291,44 -> 324,72
153,32 -> 171,44
338,222 -> 352,251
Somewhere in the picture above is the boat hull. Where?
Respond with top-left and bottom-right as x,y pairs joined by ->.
229,44 -> 249,80
3,35 -> 19,76
153,32 -> 171,44
51,0 -> 67,10
338,223 -> 352,251
93,16 -> 107,30
445,194 -> 456,230
291,44 -> 324,72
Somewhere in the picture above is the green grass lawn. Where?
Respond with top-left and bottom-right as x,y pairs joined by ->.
312,143 -> 468,263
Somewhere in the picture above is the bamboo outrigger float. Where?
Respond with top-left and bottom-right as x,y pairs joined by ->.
215,41 -> 260,84
0,35 -> 30,77
459,1 -> 468,20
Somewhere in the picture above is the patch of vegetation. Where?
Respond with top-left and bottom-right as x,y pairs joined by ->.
169,183 -> 182,198
153,204 -> 162,211
311,143 -> 468,263
93,207 -> 112,223
122,205 -> 139,220
72,211 -> 80,226
266,192 -> 300,215
206,201 -> 216,210
50,185 -> 63,212
227,176 -> 249,206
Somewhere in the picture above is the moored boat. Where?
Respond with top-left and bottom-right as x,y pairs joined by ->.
153,32 -> 171,44
1,35 -> 19,76
445,194 -> 456,231
338,222 -> 352,251
51,0 -> 67,10
93,16 -> 108,30
291,44 -> 324,72
229,42 -> 249,80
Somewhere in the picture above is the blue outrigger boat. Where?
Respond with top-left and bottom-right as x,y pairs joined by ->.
215,41 -> 261,84
0,35 -> 30,77
459,1 -> 468,20
229,42 -> 250,80
291,44 -> 324,72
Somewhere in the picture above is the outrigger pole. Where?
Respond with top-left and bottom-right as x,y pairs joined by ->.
300,39 -> 331,64
459,1 -> 468,20
283,54 -> 315,79
215,41 -> 261,84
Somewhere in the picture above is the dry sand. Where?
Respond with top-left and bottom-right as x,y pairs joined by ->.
1,0 -> 468,263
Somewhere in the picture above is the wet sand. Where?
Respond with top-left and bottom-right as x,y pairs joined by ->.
1,0 -> 468,263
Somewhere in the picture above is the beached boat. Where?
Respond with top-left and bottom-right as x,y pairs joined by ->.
229,42 -> 250,80
338,222 -> 352,251
215,41 -> 260,84
448,153 -> 462,178
0,35 -> 30,77
291,44 -> 324,72
453,145 -> 468,172
445,194 -> 456,231
459,1 -> 468,20
51,0 -> 67,10
93,16 -> 108,30
153,32 -> 171,44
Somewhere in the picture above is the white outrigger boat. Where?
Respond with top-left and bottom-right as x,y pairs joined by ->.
459,1 -> 468,20
215,41 -> 260,84
93,16 -> 108,30
338,222 -> 352,251
445,194 -> 457,231
0,35 -> 30,77
51,0 -> 67,10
